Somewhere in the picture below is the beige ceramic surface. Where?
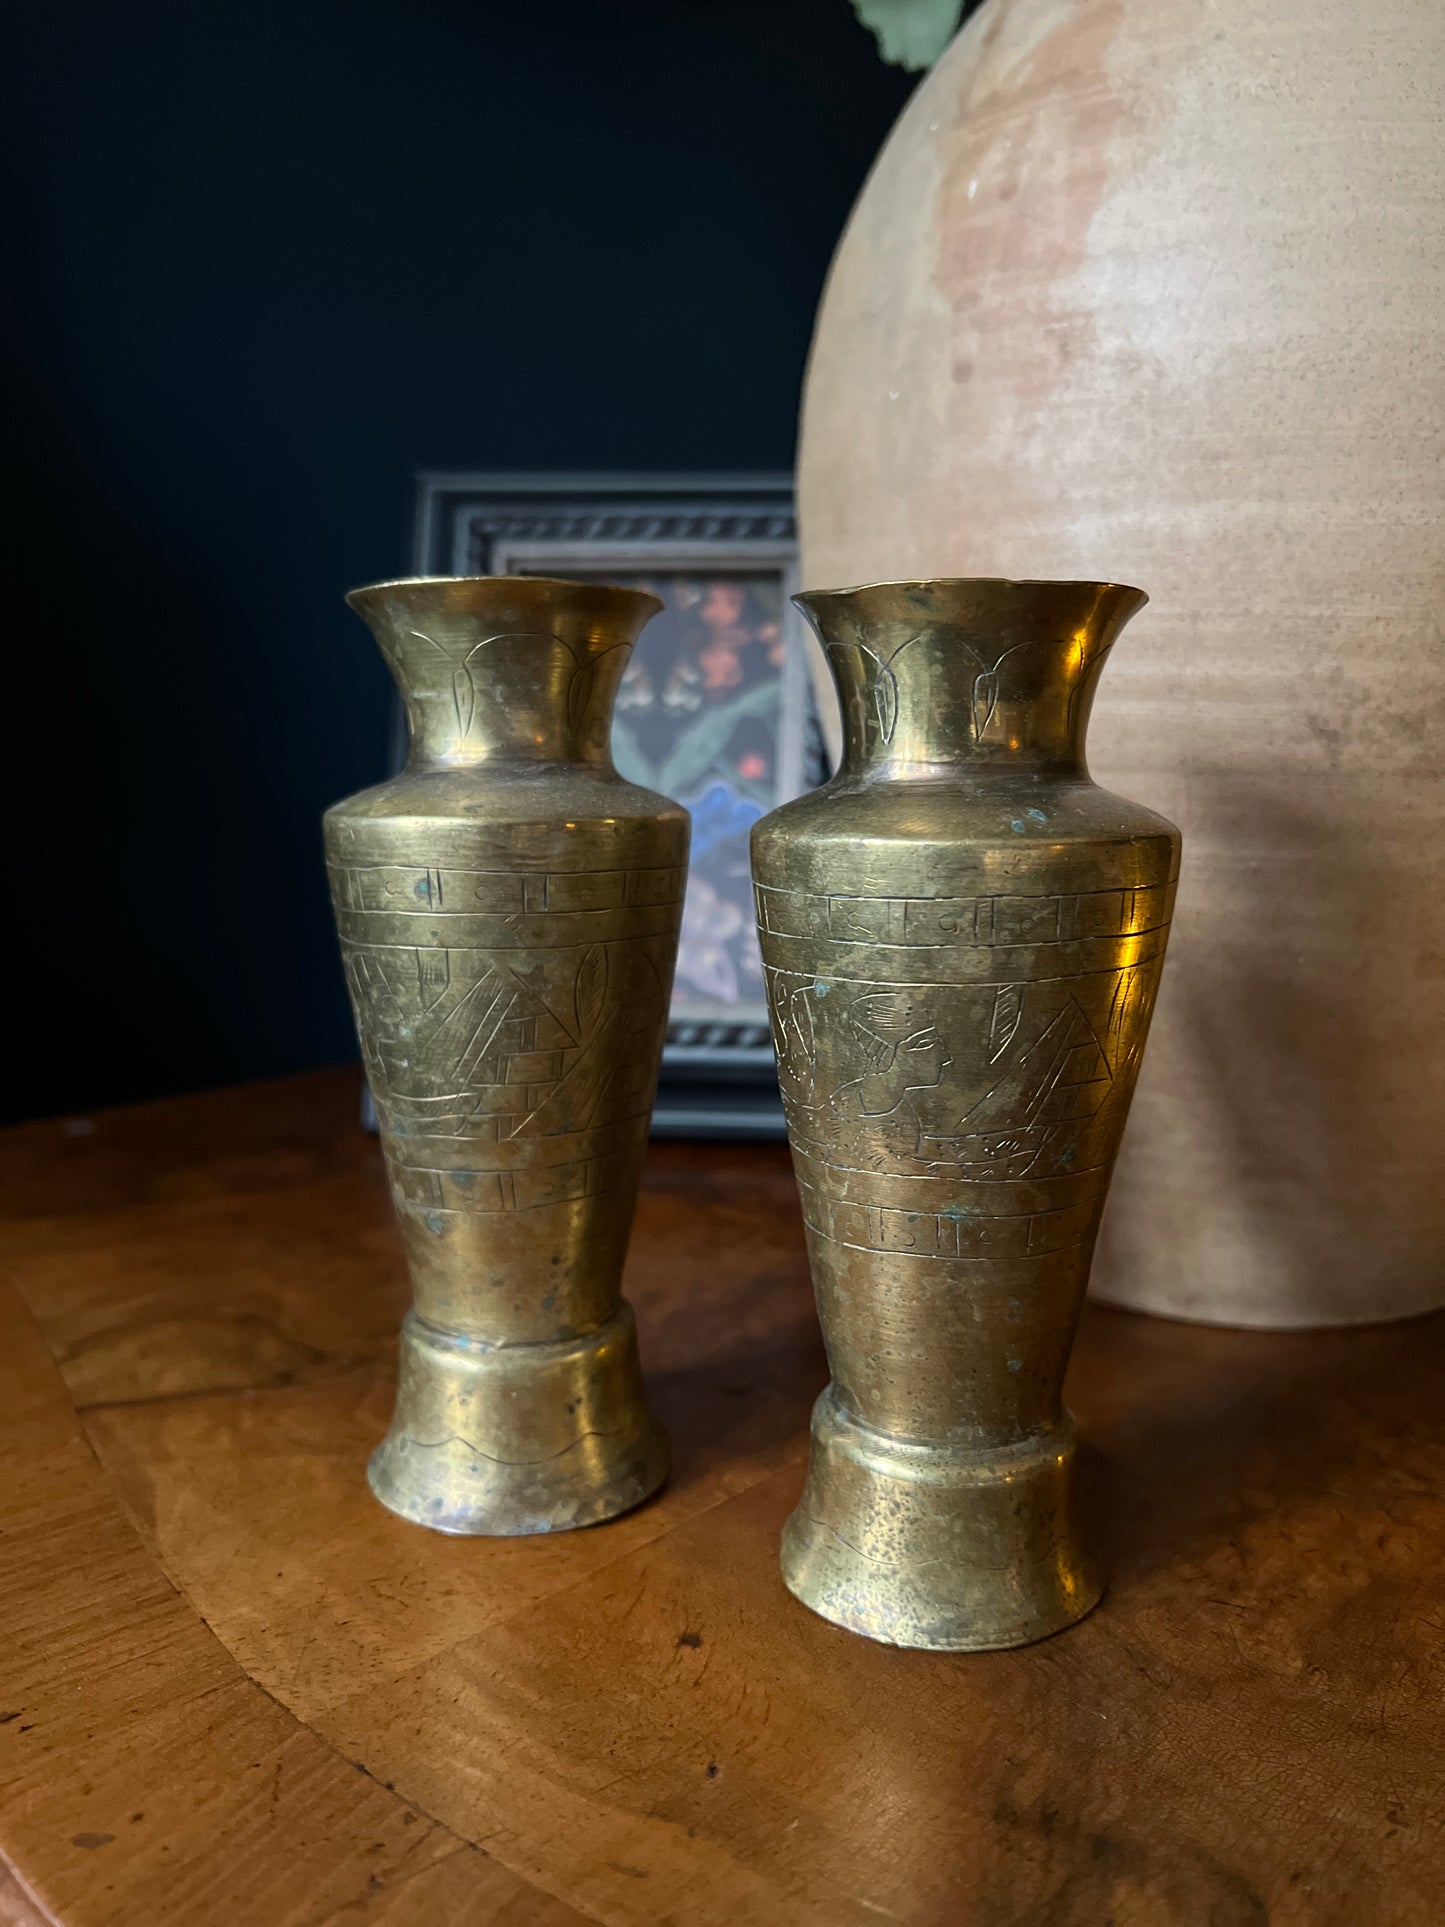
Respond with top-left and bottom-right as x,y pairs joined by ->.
798,0 -> 1445,1327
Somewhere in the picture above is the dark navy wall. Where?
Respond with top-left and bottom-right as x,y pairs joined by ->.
5,0 -> 912,1120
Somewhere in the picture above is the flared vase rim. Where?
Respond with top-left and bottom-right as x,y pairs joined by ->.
794,575 -> 1147,609
345,573 -> 665,620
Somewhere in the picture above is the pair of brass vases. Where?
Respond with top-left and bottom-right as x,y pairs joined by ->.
326,573 -> 1180,1652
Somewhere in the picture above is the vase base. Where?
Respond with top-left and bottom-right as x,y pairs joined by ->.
367,1304 -> 670,1536
781,1390 -> 1100,1651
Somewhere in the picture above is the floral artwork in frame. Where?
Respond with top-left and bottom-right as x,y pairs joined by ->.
581,567 -> 796,1022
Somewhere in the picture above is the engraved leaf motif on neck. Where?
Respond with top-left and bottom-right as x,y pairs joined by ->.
795,578 -> 1148,778
345,575 -> 663,769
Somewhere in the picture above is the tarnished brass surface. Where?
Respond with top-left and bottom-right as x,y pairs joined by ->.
752,579 -> 1181,1648
324,576 -> 685,1534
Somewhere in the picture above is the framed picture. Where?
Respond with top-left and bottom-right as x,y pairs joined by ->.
408,472 -> 828,1135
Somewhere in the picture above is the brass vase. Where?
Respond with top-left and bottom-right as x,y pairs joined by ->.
325,576 -> 685,1535
752,579 -> 1181,1648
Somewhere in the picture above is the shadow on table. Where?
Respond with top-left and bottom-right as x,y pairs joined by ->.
1074,1300 -> 1445,1591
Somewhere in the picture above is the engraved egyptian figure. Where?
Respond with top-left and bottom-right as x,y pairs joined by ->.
325,576 -> 686,1535
752,578 -> 1181,1650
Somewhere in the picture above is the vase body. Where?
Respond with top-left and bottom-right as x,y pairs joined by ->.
325,576 -> 685,1534
798,0 -> 1445,1327
752,579 -> 1179,1649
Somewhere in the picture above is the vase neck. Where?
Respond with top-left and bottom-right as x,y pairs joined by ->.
797,578 -> 1148,782
346,576 -> 662,770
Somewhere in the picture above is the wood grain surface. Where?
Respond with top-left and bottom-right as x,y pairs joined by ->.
1,1069 -> 1441,1925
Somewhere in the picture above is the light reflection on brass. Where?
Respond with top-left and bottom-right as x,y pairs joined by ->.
752,578 -> 1181,1648
325,576 -> 683,1534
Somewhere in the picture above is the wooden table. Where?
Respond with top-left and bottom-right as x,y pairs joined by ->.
1,1070 -> 1440,1926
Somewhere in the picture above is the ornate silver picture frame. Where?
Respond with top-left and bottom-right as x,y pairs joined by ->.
409,473 -> 826,1135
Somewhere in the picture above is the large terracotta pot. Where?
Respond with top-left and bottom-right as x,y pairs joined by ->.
799,0 -> 1445,1327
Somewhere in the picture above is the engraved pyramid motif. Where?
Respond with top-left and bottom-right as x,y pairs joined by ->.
961,996 -> 1114,1134
353,938 -> 671,1143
